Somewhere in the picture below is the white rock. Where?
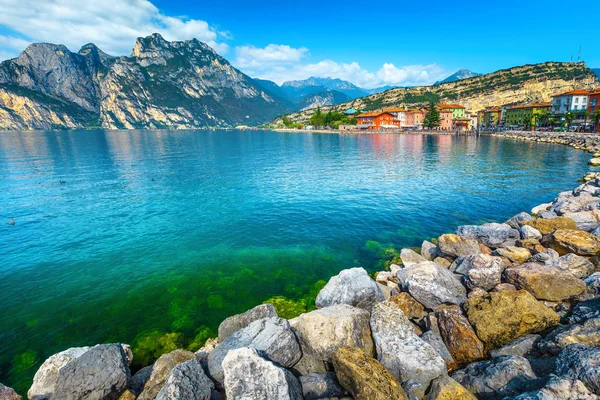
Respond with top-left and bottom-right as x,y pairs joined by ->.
316,267 -> 384,311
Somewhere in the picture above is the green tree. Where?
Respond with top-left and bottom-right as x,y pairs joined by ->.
423,102 -> 441,129
549,117 -> 559,130
309,107 -> 325,127
282,116 -> 293,128
564,112 -> 575,129
582,110 -> 590,131
324,111 -> 334,127
538,112 -> 551,128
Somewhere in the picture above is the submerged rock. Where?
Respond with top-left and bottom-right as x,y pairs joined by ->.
456,223 -> 520,249
294,304 -> 374,362
437,234 -> 480,258
332,346 -> 408,400
207,317 -> 301,384
463,290 -> 560,350
155,358 -> 213,400
504,263 -> 586,301
52,344 -> 131,400
554,344 -> 600,395
222,347 -> 302,400
138,349 -> 196,400
370,301 -> 446,399
316,267 -> 384,311
217,303 -> 277,341
451,355 -> 537,399
397,261 -> 466,309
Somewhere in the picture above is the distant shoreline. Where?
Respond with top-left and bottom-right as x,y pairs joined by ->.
270,128 -> 470,135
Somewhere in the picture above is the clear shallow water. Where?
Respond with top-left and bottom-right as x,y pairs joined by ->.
0,130 -> 591,392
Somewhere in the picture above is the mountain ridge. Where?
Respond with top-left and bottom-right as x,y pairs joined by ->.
435,69 -> 482,85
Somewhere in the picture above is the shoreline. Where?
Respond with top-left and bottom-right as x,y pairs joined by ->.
3,130 -> 600,399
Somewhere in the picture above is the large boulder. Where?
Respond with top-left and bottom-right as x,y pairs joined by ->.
585,272 -> 600,295
421,330 -> 455,371
523,217 -> 578,235
397,261 -> 466,309
494,246 -> 532,264
450,254 -> 505,291
451,355 -> 537,399
294,304 -> 373,362
425,375 -> 477,400
437,234 -> 480,258
222,347 -> 302,400
138,350 -> 196,400
567,297 -> 600,324
316,267 -> 384,311
463,290 -> 560,350
489,334 -> 541,358
155,358 -> 213,400
456,223 -> 520,249
547,253 -> 595,278
519,225 -> 542,240
28,346 -> 91,400
506,212 -> 534,229
504,263 -> 586,301
52,344 -> 131,400
217,303 -> 277,341
421,240 -> 439,261
0,384 -> 22,400
511,374 -> 597,400
332,346 -> 408,400
554,344 -> 600,395
551,192 -> 599,215
400,248 -> 428,268
544,229 -> 600,256
388,292 -> 426,321
436,306 -> 485,368
537,318 -> 600,355
563,210 -> 600,231
299,372 -> 346,400
207,317 -> 301,384
370,301 -> 446,399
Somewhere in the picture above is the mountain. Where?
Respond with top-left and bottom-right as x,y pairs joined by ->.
435,69 -> 482,85
593,68 -> 600,79
276,62 -> 599,125
299,90 -> 352,111
282,77 -> 368,99
0,33 -> 292,130
364,85 -> 401,95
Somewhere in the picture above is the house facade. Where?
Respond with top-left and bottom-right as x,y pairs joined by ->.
505,103 -> 552,127
356,112 -> 398,130
405,109 -> 425,129
385,108 -> 407,127
439,109 -> 453,130
479,107 -> 502,127
589,90 -> 600,114
552,90 -> 590,114
439,104 -> 466,119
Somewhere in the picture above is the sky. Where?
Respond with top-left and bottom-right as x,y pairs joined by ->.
0,0 -> 598,89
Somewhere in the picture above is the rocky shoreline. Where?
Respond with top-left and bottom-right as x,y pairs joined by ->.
3,131 -> 600,400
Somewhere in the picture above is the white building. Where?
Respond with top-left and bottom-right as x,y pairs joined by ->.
552,90 -> 590,114
385,108 -> 407,127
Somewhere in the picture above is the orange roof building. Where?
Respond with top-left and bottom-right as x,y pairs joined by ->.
356,112 -> 399,130
589,89 -> 600,114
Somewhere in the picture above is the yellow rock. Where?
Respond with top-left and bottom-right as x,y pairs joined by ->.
425,375 -> 477,400
523,217 -> 577,236
545,229 -> 600,256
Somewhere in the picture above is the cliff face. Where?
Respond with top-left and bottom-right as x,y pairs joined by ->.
278,62 -> 600,124
0,34 -> 291,130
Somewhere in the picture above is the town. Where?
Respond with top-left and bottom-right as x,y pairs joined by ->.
300,88 -> 600,133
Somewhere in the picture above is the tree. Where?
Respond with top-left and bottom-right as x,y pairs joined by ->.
582,110 -> 590,131
423,102 -> 441,129
564,112 -> 575,129
309,107 -> 326,127
538,112 -> 551,128
549,117 -> 559,130
282,116 -> 293,128
593,110 -> 600,133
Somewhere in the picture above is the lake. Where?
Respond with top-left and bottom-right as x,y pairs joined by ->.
0,130 -> 591,393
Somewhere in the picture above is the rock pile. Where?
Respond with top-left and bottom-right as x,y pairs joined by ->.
4,166 -> 600,399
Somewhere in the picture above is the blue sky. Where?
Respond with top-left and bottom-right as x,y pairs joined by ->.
0,0 -> 598,88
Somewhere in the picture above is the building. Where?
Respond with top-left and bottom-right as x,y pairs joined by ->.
384,108 -> 407,127
500,102 -> 521,125
478,107 -> 502,127
344,108 -> 358,116
356,111 -> 398,130
439,109 -> 453,130
552,90 -> 590,114
467,112 -> 478,130
405,109 -> 425,129
504,103 -> 552,128
453,118 -> 471,131
589,90 -> 600,114
439,104 -> 466,119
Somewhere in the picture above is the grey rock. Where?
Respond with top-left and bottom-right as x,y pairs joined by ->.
456,223 -> 520,249
540,211 -> 558,219
207,317 -> 301,384
222,347 -> 302,400
316,267 -> 384,311
511,374 -> 598,400
530,248 -> 560,264
52,344 -> 130,400
567,297 -> 600,324
370,301 -> 446,399
592,227 -> 600,237
289,354 -> 329,376
138,350 -> 196,400
490,334 -> 541,358
520,225 -> 543,240
28,346 -> 91,400
0,384 -> 22,400
450,254 -> 506,291
299,372 -> 346,400
400,248 -> 428,268
537,319 -> 600,355
156,358 -> 213,400
546,253 -> 595,278
451,355 -> 537,399
552,192 -> 599,215
218,304 -> 277,341
554,344 -> 600,395
585,272 -> 600,295
507,212 -> 534,229
398,261 -> 467,309
420,330 -> 455,368
562,210 -> 600,231
421,240 -> 439,261
294,305 -> 374,362
531,203 -> 552,216
130,366 -> 153,396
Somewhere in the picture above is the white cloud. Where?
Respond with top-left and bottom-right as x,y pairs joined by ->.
0,0 -> 229,59
241,57 -> 448,88
235,44 -> 309,68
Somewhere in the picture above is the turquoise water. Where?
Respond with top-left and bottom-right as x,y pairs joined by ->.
0,130 -> 591,393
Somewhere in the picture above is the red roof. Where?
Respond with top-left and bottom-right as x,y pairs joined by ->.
356,111 -> 394,118
439,104 -> 466,109
552,90 -> 590,97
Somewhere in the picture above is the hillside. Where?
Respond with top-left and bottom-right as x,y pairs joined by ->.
0,34 -> 292,130
435,69 -> 482,84
275,62 -> 599,124
299,90 -> 352,110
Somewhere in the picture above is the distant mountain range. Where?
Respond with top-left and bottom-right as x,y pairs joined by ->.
435,69 -> 482,85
